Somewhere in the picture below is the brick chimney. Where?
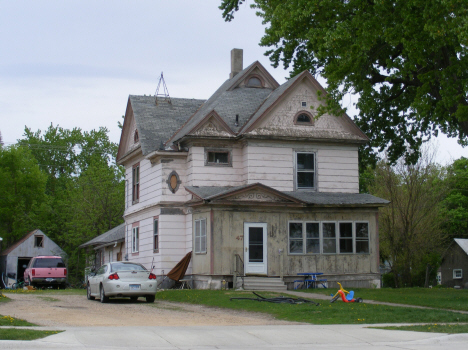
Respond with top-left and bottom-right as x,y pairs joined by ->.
230,48 -> 243,79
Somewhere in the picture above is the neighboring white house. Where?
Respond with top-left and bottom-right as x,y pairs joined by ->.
116,49 -> 389,289
79,223 -> 125,271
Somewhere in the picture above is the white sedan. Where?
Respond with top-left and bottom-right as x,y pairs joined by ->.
87,262 -> 157,303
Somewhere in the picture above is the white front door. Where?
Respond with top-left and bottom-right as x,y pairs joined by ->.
244,223 -> 267,275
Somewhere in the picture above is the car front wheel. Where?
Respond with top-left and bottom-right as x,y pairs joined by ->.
100,285 -> 109,303
87,283 -> 95,300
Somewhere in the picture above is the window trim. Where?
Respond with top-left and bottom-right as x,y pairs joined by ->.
453,269 -> 463,279
294,151 -> 316,190
153,217 -> 159,253
194,218 -> 207,254
132,163 -> 140,204
132,226 -> 139,253
288,221 -> 370,255
204,148 -> 232,167
244,74 -> 265,88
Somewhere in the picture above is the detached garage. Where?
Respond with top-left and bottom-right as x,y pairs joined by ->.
0,229 -> 66,288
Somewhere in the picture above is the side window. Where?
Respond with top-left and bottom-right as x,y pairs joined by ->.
453,269 -> 463,279
96,265 -> 107,275
194,218 -> 207,254
288,222 -> 303,254
132,227 -> 139,253
296,152 -> 315,189
322,223 -> 337,254
339,223 -> 353,253
153,218 -> 159,252
132,163 -> 140,204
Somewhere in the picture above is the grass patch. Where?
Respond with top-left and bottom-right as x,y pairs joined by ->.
1,288 -> 86,296
304,287 -> 468,311
372,324 -> 468,334
0,329 -> 62,340
0,315 -> 36,327
0,293 -> 9,303
155,290 -> 468,325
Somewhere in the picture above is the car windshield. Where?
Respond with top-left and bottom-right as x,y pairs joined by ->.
33,258 -> 65,268
111,262 -> 147,272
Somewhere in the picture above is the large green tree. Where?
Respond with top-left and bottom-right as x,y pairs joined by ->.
221,0 -> 468,163
370,151 -> 447,287
0,146 -> 48,246
441,157 -> 468,240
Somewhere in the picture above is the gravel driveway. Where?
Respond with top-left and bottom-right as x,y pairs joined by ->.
1,292 -> 293,327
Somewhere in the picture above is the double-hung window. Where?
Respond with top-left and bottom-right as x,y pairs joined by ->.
288,221 -> 369,254
132,163 -> 140,203
153,218 -> 159,252
194,218 -> 207,254
296,152 -> 315,189
132,227 -> 139,253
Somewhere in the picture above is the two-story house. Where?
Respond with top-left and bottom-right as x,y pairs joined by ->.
116,49 -> 389,289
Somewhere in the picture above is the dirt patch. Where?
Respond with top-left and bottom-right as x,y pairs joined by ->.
1,293 -> 294,327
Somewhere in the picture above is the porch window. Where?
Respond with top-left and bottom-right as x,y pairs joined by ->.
132,227 -> 139,253
296,152 -> 315,189
34,235 -> 44,248
288,221 -> 369,255
195,218 -> 206,254
153,219 -> 159,252
132,163 -> 140,204
453,269 -> 462,279
355,222 -> 369,253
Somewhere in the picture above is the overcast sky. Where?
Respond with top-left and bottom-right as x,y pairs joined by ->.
1,0 -> 466,164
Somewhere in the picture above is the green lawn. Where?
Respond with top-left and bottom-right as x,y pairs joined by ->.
302,287 -> 468,311
0,329 -> 62,340
155,290 -> 468,325
0,315 -> 35,327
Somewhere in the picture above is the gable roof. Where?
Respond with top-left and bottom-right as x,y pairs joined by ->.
168,61 -> 277,144
1,229 -> 41,256
454,238 -> 468,256
78,223 -> 125,249
117,96 -> 205,161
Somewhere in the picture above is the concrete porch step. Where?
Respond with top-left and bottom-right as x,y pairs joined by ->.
242,277 -> 287,291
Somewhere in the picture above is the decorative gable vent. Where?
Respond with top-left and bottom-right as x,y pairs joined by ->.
134,129 -> 139,143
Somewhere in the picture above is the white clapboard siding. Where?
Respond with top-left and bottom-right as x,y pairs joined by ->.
188,147 -> 245,187
244,146 -> 294,190
316,146 -> 359,193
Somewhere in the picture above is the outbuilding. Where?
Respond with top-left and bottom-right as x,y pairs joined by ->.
440,238 -> 468,289
0,229 -> 66,288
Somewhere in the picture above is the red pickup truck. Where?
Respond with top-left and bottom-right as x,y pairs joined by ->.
24,256 -> 67,289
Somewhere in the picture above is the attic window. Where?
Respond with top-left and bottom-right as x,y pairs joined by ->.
294,111 -> 314,126
245,75 -> 264,88
134,130 -> 139,143
34,235 -> 44,248
301,102 -> 307,107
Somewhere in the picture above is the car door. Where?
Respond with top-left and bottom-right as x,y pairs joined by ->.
90,265 -> 106,294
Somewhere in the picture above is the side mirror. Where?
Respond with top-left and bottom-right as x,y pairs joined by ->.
23,265 -> 28,269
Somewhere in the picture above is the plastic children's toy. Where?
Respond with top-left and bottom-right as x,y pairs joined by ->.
330,282 -> 363,303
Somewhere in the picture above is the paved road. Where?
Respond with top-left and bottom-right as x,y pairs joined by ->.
1,325 -> 468,350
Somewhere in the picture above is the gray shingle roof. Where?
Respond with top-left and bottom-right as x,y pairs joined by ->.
130,96 -> 205,155
186,185 -> 389,206
169,62 -> 273,143
79,223 -> 126,249
283,191 -> 390,206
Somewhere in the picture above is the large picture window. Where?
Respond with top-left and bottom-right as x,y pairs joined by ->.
288,221 -> 369,255
194,218 -> 207,254
296,152 -> 315,189
132,227 -> 139,253
132,163 -> 140,203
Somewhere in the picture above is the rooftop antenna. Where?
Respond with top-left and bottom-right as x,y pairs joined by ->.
155,72 -> 172,106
